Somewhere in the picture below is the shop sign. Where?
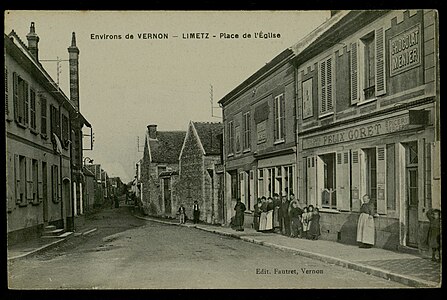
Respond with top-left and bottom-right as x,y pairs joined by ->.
257,120 -> 267,144
302,114 -> 412,149
390,24 -> 421,76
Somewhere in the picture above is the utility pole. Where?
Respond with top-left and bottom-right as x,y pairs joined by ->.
210,84 -> 222,119
40,57 -> 69,87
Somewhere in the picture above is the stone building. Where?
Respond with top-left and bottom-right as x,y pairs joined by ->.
5,23 -> 90,243
140,124 -> 186,216
176,121 -> 224,224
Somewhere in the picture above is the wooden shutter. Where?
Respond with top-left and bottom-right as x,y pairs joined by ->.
316,156 -> 325,207
320,61 -> 327,113
351,150 -> 362,212
5,67 -> 9,116
280,94 -> 285,139
240,172 -> 245,204
350,42 -> 359,104
26,157 -> 33,200
24,81 -> 29,126
273,96 -> 277,140
376,146 -> 387,214
13,72 -> 19,122
326,57 -> 333,111
7,153 -> 15,211
375,27 -> 386,96
249,170 -> 254,210
336,151 -> 351,211
37,160 -> 43,200
307,156 -> 317,206
14,154 -> 21,202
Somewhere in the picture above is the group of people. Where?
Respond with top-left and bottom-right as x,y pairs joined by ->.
251,193 -> 321,240
177,201 -> 201,224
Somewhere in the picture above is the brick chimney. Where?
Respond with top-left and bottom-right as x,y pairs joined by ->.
68,32 -> 80,111
26,22 -> 39,61
147,124 -> 157,139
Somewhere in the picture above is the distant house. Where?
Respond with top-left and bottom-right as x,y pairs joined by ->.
140,124 -> 186,217
176,121 -> 224,224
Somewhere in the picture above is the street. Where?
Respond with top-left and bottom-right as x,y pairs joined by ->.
8,206 -> 405,289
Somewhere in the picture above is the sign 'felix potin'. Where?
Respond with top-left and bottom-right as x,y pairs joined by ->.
390,24 -> 421,76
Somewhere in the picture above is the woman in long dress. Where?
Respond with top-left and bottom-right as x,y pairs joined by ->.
253,198 -> 262,231
357,194 -> 375,248
233,198 -> 246,231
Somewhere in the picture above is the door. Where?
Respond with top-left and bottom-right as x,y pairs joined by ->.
406,142 -> 419,247
163,178 -> 171,215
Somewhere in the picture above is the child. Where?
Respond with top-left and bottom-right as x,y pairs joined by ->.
178,204 -> 186,224
301,206 -> 309,239
426,208 -> 441,262
308,207 -> 321,240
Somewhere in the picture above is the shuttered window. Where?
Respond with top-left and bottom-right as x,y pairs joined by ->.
5,67 -> 9,116
243,112 -> 251,150
40,97 -> 47,135
62,114 -> 69,147
274,93 -> 285,141
228,121 -> 234,155
375,27 -> 386,96
350,42 -> 359,104
30,89 -> 37,130
319,56 -> 334,115
13,73 -> 29,126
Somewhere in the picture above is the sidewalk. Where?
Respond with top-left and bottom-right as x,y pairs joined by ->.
135,214 -> 442,288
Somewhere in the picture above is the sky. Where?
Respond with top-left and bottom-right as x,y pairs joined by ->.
5,10 -> 331,183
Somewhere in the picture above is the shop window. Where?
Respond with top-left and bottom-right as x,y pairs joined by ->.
283,165 -> 294,198
258,169 -> 264,198
267,168 -> 276,197
319,154 -> 336,209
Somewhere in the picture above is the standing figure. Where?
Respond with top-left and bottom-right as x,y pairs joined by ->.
301,207 -> 310,239
280,193 -> 291,236
308,207 -> 321,240
193,200 -> 200,224
289,199 -> 303,238
233,198 -> 246,231
253,198 -> 262,231
273,193 -> 281,232
178,204 -> 186,224
426,208 -> 441,262
356,194 -> 375,248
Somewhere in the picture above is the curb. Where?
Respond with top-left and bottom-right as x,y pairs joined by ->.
136,214 -> 439,288
8,237 -> 70,262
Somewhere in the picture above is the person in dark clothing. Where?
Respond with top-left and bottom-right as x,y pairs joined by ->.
114,195 -> 120,208
289,199 -> 303,238
233,198 -> 246,231
308,207 -> 321,240
193,201 -> 200,224
279,193 -> 291,236
253,198 -> 262,231
273,193 -> 281,232
426,208 -> 441,262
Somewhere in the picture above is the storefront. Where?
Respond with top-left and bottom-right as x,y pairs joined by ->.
300,106 -> 435,250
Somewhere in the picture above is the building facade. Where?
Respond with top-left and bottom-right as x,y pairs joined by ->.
176,121 -> 224,224
295,10 -> 440,251
140,124 -> 186,216
218,49 -> 298,227
5,23 -> 90,243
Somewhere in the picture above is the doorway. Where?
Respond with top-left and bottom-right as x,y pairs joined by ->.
163,178 -> 172,215
405,141 -> 419,247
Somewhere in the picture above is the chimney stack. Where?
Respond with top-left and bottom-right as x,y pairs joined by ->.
147,124 -> 157,139
26,22 -> 39,61
68,32 -> 80,111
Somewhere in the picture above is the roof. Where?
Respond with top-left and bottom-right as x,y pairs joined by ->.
192,122 -> 223,156
5,31 -> 91,127
218,11 -> 353,107
148,131 -> 186,164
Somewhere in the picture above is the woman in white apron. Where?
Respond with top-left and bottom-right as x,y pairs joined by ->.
356,194 -> 376,248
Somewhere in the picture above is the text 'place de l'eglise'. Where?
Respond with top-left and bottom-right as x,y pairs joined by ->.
6,10 -> 441,276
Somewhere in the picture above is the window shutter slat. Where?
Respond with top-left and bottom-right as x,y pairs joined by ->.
327,57 -> 333,111
273,97 -> 277,140
320,61 -> 326,113
24,81 -> 29,126
350,42 -> 359,104
375,27 -> 386,96
280,95 -> 285,139
376,146 -> 387,214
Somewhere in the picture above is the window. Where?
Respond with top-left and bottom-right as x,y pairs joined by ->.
243,112 -> 251,150
13,73 -> 29,126
365,148 -> 377,209
320,154 -> 337,209
267,168 -> 275,197
32,159 -> 38,203
50,104 -> 60,138
61,114 -> 69,146
283,165 -> 294,197
228,121 -> 234,155
30,89 -> 37,131
5,67 -> 9,117
362,33 -> 376,100
40,97 -> 47,136
15,155 -> 26,204
230,171 -> 238,200
319,56 -> 334,115
257,169 -> 264,198
274,94 -> 285,141
350,28 -> 386,104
